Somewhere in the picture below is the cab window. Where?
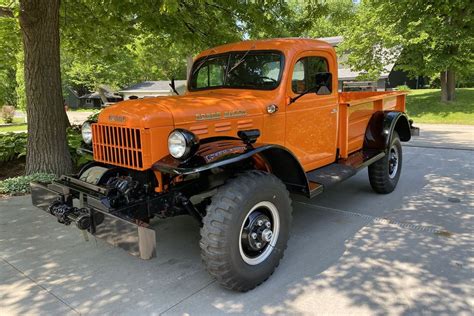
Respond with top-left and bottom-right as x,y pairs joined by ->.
194,56 -> 227,89
291,56 -> 329,94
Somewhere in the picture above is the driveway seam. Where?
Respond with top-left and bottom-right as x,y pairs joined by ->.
1,257 -> 81,315
159,279 -> 216,315
296,201 -> 443,234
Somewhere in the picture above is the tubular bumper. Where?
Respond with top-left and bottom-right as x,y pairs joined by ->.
30,179 -> 156,260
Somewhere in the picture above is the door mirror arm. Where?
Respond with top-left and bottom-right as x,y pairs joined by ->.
288,72 -> 333,105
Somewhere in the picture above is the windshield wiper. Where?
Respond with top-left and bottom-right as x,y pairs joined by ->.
226,45 -> 256,76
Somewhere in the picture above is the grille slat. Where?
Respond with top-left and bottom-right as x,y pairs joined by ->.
92,124 -> 146,170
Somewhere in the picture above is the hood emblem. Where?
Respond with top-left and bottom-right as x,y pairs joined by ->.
196,110 -> 247,121
109,115 -> 126,123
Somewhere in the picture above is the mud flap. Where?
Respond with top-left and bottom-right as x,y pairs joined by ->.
30,182 -> 156,260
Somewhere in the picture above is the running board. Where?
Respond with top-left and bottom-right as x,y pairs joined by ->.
306,150 -> 385,197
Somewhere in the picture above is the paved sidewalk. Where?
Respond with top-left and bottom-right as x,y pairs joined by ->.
67,111 -> 95,125
0,125 -> 473,315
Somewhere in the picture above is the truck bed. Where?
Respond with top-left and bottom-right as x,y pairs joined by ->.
337,91 -> 407,158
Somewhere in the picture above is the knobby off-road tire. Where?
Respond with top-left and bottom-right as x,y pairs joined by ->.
200,170 -> 292,292
368,131 -> 402,194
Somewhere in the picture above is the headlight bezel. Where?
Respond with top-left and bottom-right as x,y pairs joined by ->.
168,129 -> 199,160
81,121 -> 93,145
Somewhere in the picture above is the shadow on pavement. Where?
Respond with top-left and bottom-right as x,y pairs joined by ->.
0,146 -> 472,315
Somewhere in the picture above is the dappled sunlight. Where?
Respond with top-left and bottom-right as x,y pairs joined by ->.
1,195 -> 211,314
407,124 -> 474,149
263,221 -> 472,315
1,146 -> 472,314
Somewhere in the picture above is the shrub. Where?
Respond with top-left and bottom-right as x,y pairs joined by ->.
1,105 -> 15,124
87,110 -> 100,122
396,85 -> 411,91
0,132 -> 27,162
0,128 -> 92,167
0,173 -> 56,195
67,126 -> 93,167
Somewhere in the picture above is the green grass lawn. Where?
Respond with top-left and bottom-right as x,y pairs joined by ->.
406,88 -> 474,125
0,124 -> 27,132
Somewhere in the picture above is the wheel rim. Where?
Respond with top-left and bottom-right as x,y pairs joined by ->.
239,201 -> 280,265
388,145 -> 399,179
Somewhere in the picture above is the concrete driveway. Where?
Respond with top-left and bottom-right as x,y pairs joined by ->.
1,124 -> 473,315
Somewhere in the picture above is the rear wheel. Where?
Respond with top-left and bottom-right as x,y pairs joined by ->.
200,170 -> 292,292
368,131 -> 402,194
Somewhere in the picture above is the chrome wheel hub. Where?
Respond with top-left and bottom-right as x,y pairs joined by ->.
388,146 -> 399,179
239,201 -> 280,265
261,229 -> 273,242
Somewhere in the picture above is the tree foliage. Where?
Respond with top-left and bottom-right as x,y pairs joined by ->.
0,15 -> 20,106
1,0 -> 355,103
58,0 -> 299,91
342,0 -> 474,100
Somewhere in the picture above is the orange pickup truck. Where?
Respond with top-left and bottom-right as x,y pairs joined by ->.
31,38 -> 418,291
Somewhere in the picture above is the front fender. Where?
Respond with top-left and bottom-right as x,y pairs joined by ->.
152,139 -> 310,195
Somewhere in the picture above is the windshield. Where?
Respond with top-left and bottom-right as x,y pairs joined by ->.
189,51 -> 283,91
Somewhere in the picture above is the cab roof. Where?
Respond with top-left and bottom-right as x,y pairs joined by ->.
196,38 -> 335,60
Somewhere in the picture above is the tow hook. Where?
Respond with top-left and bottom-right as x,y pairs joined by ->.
48,201 -> 91,230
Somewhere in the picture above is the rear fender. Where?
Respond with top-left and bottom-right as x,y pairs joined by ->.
152,139 -> 310,195
364,111 -> 411,150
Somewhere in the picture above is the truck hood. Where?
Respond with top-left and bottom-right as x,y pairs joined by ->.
98,90 -> 274,128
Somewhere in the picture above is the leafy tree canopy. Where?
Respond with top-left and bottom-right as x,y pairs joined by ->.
0,13 -> 20,106
1,0 -> 354,102
341,0 -> 473,84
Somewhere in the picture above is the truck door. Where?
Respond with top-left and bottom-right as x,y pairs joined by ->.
285,51 -> 338,171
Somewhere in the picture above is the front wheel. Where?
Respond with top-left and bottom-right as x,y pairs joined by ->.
200,170 -> 292,292
368,131 -> 402,194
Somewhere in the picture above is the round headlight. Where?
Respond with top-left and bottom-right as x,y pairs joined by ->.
81,121 -> 93,144
168,129 -> 199,160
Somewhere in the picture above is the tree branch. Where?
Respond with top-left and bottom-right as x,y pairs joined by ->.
0,6 -> 14,18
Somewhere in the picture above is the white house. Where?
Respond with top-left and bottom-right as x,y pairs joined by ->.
318,36 -> 397,91
119,80 -> 187,100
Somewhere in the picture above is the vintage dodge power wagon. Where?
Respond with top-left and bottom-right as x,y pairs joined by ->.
31,38 -> 419,291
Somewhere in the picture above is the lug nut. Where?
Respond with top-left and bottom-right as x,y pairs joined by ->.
265,221 -> 271,228
251,232 -> 257,239
256,242 -> 262,248
257,220 -> 263,226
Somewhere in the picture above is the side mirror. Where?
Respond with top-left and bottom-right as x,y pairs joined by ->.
314,72 -> 332,95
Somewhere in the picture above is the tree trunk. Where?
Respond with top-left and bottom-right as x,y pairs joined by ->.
440,71 -> 448,102
20,0 -> 72,175
440,70 -> 456,102
447,69 -> 456,101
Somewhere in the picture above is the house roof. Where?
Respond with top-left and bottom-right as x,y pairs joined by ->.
318,36 -> 398,81
317,36 -> 343,46
338,64 -> 395,81
79,91 -> 121,99
78,85 -> 122,99
119,80 -> 187,93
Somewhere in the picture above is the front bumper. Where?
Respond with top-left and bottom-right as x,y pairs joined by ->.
30,178 -> 156,260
